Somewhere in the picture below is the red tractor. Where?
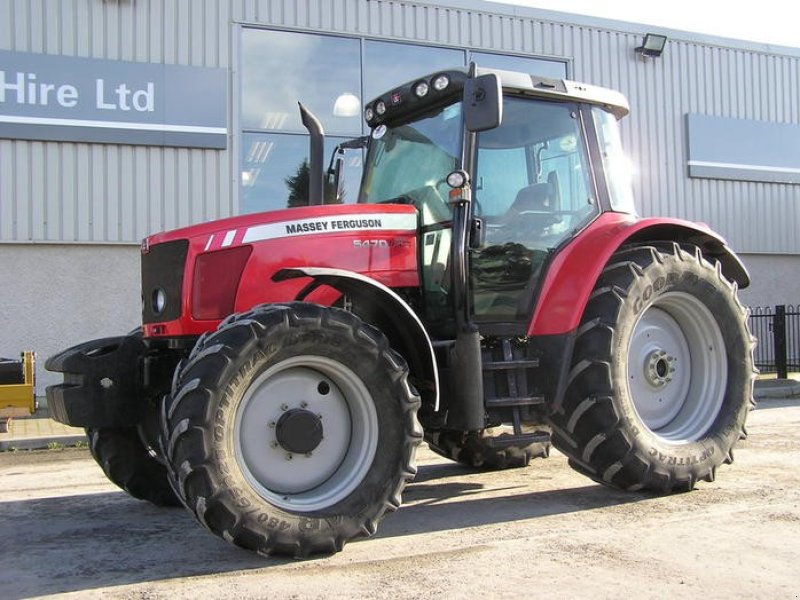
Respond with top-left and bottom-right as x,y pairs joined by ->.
47,66 -> 755,557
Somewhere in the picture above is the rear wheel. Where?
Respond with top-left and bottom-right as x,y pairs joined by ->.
549,243 -> 756,492
161,303 -> 421,556
425,425 -> 551,469
87,427 -> 181,506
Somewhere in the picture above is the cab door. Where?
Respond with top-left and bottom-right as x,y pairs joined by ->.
470,97 -> 599,327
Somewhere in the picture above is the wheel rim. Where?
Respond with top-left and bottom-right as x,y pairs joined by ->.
627,291 -> 727,443
234,355 -> 378,512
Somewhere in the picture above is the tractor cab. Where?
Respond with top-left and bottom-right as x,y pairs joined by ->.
356,67 -> 635,335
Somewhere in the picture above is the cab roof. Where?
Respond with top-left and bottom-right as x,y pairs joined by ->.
476,66 -> 630,119
363,66 -> 630,129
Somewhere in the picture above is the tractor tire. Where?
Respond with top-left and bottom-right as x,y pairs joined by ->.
87,427 -> 182,507
425,425 -> 551,469
548,243 -> 756,493
160,303 -> 422,557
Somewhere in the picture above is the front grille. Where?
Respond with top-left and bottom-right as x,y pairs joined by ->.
141,239 -> 189,324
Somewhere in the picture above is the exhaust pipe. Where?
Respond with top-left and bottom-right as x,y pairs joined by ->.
298,102 -> 325,205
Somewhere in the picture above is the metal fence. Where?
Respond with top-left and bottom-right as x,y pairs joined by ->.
748,305 -> 800,377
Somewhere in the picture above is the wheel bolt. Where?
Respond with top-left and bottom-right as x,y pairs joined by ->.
285,453 -> 293,461
270,441 -> 278,448
300,401 -> 308,408
268,421 -> 275,428
280,403 -> 289,411
305,452 -> 313,458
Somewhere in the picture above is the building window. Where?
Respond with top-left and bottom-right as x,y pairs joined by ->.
239,28 -> 567,215
241,28 -> 361,135
241,133 -> 362,214
363,40 -> 465,101
469,51 -> 568,79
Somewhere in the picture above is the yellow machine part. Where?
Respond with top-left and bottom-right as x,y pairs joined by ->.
0,351 -> 36,418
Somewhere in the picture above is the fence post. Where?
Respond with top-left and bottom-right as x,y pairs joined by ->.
774,305 -> 788,379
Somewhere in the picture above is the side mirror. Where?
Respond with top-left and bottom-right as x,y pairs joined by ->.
463,73 -> 503,132
329,154 -> 344,203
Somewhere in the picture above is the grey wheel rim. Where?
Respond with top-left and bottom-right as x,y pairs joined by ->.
234,355 -> 378,512
627,291 -> 727,443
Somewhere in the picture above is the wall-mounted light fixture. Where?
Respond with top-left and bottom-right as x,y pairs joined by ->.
635,33 -> 668,59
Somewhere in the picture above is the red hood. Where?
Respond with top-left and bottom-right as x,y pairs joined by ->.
145,203 -> 415,246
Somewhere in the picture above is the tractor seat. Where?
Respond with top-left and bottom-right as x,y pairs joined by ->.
508,182 -> 550,215
485,182 -> 560,245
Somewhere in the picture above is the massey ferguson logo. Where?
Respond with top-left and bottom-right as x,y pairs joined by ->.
284,218 -> 384,235
240,213 -> 417,245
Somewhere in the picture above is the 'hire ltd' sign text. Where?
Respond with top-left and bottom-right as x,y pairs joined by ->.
1,72 -> 155,112
0,50 -> 227,148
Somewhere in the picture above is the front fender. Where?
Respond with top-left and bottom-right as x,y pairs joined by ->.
273,267 -> 439,411
529,213 -> 750,336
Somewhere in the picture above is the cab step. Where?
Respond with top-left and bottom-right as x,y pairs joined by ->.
485,430 -> 551,448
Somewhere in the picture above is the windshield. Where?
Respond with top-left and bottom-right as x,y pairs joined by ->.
359,103 -> 463,225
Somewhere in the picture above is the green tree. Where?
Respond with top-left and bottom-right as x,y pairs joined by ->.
284,159 -> 344,208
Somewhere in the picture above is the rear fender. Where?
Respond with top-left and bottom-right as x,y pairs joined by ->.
529,213 -> 750,336
273,267 -> 439,412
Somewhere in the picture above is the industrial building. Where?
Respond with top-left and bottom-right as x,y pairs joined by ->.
1,0 -> 798,391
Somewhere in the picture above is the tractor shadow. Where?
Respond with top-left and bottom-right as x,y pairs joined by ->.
0,461 -> 648,599
375,461 -> 646,540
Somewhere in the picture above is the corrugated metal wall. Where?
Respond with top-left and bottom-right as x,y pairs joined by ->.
1,0 -> 798,252
0,0 -> 232,244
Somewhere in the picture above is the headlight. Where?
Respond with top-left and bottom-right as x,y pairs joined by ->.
152,288 -> 167,314
365,106 -> 375,121
446,170 -> 469,189
432,74 -> 450,91
375,100 -> 386,116
413,81 -> 430,98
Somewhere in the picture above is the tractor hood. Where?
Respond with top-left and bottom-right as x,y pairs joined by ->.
141,204 -> 420,338
143,204 -> 417,249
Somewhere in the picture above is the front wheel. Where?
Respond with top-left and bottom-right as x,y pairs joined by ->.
161,303 -> 421,556
87,427 -> 181,506
549,243 -> 756,493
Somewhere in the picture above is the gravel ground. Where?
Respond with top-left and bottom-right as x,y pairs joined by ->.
1,398 -> 798,600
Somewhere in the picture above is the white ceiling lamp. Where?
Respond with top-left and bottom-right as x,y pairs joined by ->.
333,92 -> 361,117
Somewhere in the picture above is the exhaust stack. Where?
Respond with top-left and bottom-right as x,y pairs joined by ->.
298,102 -> 325,205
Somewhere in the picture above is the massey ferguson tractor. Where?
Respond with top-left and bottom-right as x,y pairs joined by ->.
46,65 -> 755,557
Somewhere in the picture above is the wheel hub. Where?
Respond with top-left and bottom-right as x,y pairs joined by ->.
275,408 -> 323,454
627,293 -> 727,442
235,359 -> 378,510
644,349 -> 676,387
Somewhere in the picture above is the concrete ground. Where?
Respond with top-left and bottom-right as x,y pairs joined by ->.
1,396 -> 798,599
